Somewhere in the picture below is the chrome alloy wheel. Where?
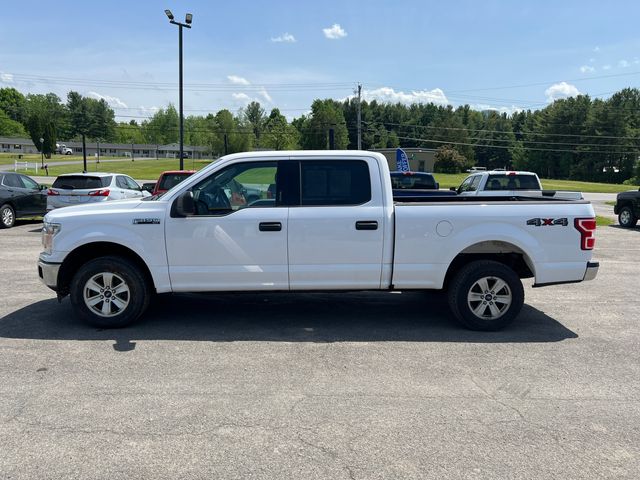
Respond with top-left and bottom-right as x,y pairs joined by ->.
83,272 -> 130,318
1,207 -> 13,227
466,276 -> 512,320
620,209 -> 632,225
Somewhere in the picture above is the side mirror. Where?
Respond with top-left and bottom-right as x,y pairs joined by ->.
434,182 -> 439,190
449,187 -> 456,192
39,184 -> 48,191
173,190 -> 196,217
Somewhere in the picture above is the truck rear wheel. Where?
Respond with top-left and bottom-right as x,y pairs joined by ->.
448,260 -> 524,331
618,206 -> 637,228
70,256 -> 150,328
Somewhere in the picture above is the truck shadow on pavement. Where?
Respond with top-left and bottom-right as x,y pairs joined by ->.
0,291 -> 577,349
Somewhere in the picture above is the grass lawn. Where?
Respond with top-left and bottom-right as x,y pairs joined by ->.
596,215 -> 614,227
16,158 -> 214,180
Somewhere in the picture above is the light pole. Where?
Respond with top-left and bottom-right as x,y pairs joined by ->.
165,9 -> 192,170
39,137 -> 44,168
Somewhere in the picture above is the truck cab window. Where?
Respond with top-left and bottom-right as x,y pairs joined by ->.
189,162 -> 278,215
300,160 -> 371,206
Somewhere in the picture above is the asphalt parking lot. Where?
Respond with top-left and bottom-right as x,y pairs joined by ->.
0,217 -> 638,479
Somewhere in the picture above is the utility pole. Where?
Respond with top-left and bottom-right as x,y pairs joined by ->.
356,83 -> 362,150
82,134 -> 87,173
165,10 -> 193,170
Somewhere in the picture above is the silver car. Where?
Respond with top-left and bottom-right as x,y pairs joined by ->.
47,173 -> 148,210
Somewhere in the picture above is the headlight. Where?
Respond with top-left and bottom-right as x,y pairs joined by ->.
42,222 -> 61,255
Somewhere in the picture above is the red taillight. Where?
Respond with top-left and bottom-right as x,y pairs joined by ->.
88,189 -> 110,197
574,218 -> 596,250
47,188 -> 59,196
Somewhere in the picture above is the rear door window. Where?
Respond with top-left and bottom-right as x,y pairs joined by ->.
52,176 -> 111,189
300,160 -> 371,206
2,174 -> 22,188
19,175 -> 39,190
124,176 -> 140,190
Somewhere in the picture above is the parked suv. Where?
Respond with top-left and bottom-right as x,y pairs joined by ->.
614,187 -> 640,227
0,172 -> 48,228
47,173 -> 148,210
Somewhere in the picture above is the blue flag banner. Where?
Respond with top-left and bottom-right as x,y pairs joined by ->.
396,148 -> 410,172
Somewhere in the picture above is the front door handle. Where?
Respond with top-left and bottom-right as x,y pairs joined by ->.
355,221 -> 378,230
259,222 -> 282,232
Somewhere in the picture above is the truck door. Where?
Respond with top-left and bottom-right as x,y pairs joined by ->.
287,157 -> 385,289
165,160 -> 290,291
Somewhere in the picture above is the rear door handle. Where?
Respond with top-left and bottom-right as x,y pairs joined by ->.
259,222 -> 282,232
355,221 -> 378,230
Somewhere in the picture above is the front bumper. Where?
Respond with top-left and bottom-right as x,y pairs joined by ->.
38,260 -> 61,290
583,261 -> 599,281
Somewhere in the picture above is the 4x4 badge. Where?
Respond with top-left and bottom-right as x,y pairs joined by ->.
526,218 -> 568,227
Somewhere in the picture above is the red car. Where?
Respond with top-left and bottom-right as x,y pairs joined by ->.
151,170 -> 196,196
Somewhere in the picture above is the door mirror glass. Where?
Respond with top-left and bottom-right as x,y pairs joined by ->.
173,191 -> 196,217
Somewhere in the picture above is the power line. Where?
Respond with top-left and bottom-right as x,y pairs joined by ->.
384,133 -> 640,156
364,120 -> 640,141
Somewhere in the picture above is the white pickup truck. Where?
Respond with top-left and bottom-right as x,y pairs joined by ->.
38,151 -> 599,331
455,170 -> 583,200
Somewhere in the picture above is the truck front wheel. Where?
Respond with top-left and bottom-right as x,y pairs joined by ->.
618,206 -> 638,228
448,260 -> 524,331
70,256 -> 150,328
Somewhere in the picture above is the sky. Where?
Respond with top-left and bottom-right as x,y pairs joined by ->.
1,0 -> 640,121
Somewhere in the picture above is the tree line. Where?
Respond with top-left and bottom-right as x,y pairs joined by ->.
1,86 -> 639,183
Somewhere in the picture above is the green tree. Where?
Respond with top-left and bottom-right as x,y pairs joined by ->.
24,93 -> 66,157
300,99 -> 349,149
262,108 -> 299,150
0,87 -> 26,123
141,105 -> 179,144
433,145 -> 467,173
0,109 -> 27,136
243,101 -> 266,147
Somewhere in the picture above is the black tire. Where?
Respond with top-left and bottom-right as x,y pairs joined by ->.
70,256 -> 150,328
0,204 -> 15,229
618,206 -> 637,228
447,260 -> 524,331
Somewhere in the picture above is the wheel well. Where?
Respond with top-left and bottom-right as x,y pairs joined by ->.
443,241 -> 534,290
57,242 -> 155,296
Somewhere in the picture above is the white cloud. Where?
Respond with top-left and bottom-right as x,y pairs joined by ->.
580,65 -> 595,73
227,75 -> 250,85
87,91 -> 128,108
472,104 -> 524,115
603,64 -> 612,70
259,88 -> 273,103
593,46 -> 601,52
0,72 -> 14,83
545,82 -> 580,102
635,58 -> 640,65
618,59 -> 630,68
361,86 -> 449,106
323,23 -> 347,40
589,58 -> 596,63
232,93 -> 252,104
271,33 -> 296,43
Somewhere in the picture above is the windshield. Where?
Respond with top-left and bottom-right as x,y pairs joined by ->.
158,172 -> 193,191
52,176 -> 111,190
390,173 -> 436,189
